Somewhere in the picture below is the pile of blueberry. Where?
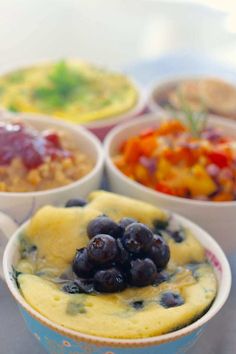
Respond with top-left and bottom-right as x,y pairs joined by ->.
63,214 -> 171,294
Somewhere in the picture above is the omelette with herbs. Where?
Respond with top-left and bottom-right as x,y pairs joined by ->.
0,61 -> 138,124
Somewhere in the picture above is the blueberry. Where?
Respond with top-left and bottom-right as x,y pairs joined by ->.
72,248 -> 94,278
131,300 -> 144,310
122,223 -> 154,254
169,230 -> 185,243
116,238 -> 130,265
153,219 -> 169,232
29,245 -> 37,252
74,278 -> 95,294
167,218 -> 185,243
87,216 -> 124,239
148,235 -> 170,270
160,292 -> 184,308
119,217 -> 137,229
94,267 -> 126,293
186,263 -> 200,278
87,234 -> 118,265
22,244 -> 37,258
65,198 -> 87,207
62,282 -> 80,294
153,271 -> 170,286
129,258 -> 158,287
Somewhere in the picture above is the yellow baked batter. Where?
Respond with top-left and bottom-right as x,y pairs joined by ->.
16,191 -> 217,339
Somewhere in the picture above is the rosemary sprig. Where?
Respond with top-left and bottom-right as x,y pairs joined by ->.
166,90 -> 208,138
179,91 -> 207,137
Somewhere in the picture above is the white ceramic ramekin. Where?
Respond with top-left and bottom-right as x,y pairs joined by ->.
147,75 -> 236,119
104,113 -> 236,252
0,112 -> 104,269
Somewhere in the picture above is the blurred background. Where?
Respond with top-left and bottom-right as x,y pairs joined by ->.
1,0 -> 236,74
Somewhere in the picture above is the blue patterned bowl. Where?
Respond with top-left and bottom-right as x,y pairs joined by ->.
3,213 -> 231,354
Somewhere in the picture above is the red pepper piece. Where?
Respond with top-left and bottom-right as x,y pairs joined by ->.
155,182 -> 176,196
207,151 -> 229,168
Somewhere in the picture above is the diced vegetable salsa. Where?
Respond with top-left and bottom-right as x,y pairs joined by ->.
113,120 -> 236,201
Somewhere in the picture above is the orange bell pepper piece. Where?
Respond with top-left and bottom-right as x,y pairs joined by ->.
139,136 -> 157,157
212,192 -> 234,202
163,147 -> 197,166
123,137 -> 141,163
156,120 -> 186,136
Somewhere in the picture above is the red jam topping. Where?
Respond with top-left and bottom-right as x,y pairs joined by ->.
0,122 -> 71,169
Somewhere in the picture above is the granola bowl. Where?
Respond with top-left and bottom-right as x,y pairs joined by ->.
0,111 -> 104,225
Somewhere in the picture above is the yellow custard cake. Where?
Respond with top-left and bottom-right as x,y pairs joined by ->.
16,191 -> 217,339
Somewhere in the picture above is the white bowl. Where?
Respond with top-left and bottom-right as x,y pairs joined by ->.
0,111 -> 104,225
2,199 -> 231,353
147,74 -> 236,118
104,113 -> 236,252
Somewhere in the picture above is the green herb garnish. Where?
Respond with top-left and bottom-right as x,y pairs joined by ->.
166,90 -> 208,138
0,86 -> 5,96
7,103 -> 20,112
178,91 -> 207,137
33,61 -> 88,109
7,70 -> 25,83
